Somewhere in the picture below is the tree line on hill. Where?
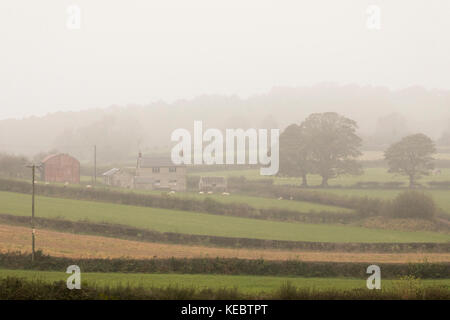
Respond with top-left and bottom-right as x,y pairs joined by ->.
0,110 -> 440,190
279,112 -> 437,188
1,85 -> 450,162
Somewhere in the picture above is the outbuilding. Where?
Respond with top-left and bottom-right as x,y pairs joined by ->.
40,153 -> 80,184
102,168 -> 134,188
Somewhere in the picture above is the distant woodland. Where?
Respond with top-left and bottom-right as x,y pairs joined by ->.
1,84 -> 450,163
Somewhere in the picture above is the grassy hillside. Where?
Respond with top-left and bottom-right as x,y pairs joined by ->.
189,168 -> 450,216
0,191 -> 448,243
142,190 -> 354,214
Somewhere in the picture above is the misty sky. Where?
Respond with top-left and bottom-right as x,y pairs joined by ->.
0,0 -> 449,119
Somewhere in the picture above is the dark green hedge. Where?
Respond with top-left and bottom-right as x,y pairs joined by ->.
2,277 -> 449,300
1,252 -> 449,279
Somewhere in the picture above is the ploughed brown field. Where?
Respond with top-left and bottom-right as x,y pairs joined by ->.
0,224 -> 449,263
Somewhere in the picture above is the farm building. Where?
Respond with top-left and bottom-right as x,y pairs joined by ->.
40,153 -> 80,184
199,176 -> 227,192
102,168 -> 134,188
134,155 -> 186,191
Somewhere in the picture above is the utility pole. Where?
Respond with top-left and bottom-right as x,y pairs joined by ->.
26,163 -> 40,263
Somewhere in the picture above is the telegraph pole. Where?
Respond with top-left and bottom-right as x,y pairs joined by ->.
26,163 -> 39,263
31,165 -> 35,262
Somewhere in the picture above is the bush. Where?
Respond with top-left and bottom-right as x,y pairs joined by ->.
389,191 -> 436,219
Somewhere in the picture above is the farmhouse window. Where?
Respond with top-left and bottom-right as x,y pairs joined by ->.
152,167 -> 160,173
169,167 -> 177,173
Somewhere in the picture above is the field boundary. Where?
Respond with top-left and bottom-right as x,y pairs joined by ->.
1,214 -> 448,253
0,178 -> 358,224
2,277 -> 449,300
1,252 -> 449,278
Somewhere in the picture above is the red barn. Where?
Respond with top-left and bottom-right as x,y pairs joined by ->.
41,154 -> 80,184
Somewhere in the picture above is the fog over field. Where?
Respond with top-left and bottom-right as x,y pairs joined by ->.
1,1 -> 450,161
0,1 -> 450,304
0,85 -> 450,161
1,0 -> 450,119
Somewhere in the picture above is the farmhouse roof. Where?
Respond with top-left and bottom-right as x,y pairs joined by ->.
41,153 -> 79,164
139,156 -> 184,168
41,154 -> 59,163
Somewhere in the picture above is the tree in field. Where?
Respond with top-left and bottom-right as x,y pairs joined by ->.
279,124 -> 313,186
384,133 -> 436,188
0,153 -> 29,178
300,112 -> 363,187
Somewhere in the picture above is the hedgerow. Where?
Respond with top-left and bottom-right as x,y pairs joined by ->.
0,178 -> 356,224
1,277 -> 449,300
227,177 -> 386,217
1,252 -> 449,279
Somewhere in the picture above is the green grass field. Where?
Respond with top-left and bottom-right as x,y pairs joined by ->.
0,191 -> 448,243
190,168 -> 450,216
140,190 -> 353,214
1,269 -> 448,293
192,168 -> 450,187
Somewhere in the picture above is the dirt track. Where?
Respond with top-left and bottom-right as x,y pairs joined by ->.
0,224 -> 449,263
